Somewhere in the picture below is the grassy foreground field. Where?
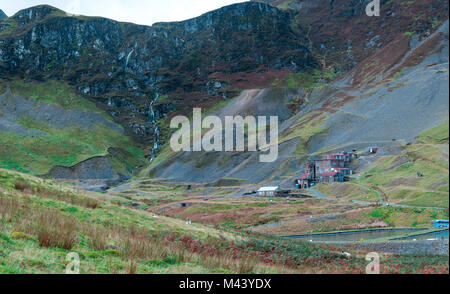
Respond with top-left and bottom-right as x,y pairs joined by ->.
0,169 -> 448,274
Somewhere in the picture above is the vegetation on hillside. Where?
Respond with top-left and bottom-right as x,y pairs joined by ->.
312,123 -> 449,208
1,169 -> 447,273
359,123 -> 449,208
0,80 -> 145,174
279,111 -> 330,154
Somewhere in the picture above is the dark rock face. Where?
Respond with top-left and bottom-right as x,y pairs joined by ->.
252,0 -> 449,72
45,146 -> 142,188
47,155 -> 130,190
0,10 -> 6,21
0,3 -> 316,147
48,156 -> 118,180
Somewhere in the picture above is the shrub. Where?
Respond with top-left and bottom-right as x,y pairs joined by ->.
14,180 -> 31,192
85,225 -> 109,250
33,211 -> 79,250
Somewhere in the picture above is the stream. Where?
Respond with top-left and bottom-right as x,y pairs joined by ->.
148,92 -> 160,163
123,45 -> 160,162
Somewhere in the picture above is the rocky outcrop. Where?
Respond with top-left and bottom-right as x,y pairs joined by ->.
47,153 -> 130,191
0,10 -> 6,21
48,156 -> 120,180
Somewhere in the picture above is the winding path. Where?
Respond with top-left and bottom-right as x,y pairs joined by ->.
308,188 -> 446,210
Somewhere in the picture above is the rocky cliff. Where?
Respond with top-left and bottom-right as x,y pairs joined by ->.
2,1 -> 448,150
252,0 -> 449,72
0,3 -> 315,151
0,9 -> 7,21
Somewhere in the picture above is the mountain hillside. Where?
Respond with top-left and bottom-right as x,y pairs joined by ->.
0,80 -> 145,190
149,20 -> 449,190
252,0 -> 449,71
0,3 -> 314,147
0,9 -> 7,21
0,1 -> 449,198
0,1 -> 449,275
0,2 -> 316,181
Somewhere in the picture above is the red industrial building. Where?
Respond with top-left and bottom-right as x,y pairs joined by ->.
294,151 -> 355,189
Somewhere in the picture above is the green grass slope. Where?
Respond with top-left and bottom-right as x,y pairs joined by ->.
359,122 -> 449,208
0,80 -> 145,175
316,123 -> 449,208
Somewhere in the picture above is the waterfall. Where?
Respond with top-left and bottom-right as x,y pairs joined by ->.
125,49 -> 134,69
148,92 -> 160,163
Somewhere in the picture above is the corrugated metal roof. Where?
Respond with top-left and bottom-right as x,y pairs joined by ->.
319,171 -> 340,177
257,186 -> 280,192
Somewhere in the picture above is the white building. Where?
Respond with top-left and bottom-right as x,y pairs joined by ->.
257,186 -> 280,197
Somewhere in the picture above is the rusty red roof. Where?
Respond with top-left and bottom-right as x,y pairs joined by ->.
299,173 -> 311,180
318,171 -> 341,177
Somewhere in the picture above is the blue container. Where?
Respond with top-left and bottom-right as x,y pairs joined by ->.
434,220 -> 449,228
